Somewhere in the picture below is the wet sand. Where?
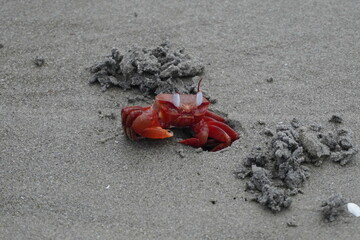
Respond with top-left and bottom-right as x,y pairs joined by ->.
1,0 -> 359,239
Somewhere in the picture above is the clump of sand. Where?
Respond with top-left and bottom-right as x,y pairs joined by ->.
89,42 -> 204,95
235,117 -> 358,213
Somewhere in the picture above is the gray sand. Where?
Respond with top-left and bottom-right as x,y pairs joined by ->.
1,1 -> 360,239
238,120 -> 356,213
89,42 -> 204,94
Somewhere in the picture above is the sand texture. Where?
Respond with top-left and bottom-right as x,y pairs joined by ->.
1,1 -> 360,239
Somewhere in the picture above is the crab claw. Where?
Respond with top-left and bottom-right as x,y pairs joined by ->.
139,127 -> 173,139
122,106 -> 173,140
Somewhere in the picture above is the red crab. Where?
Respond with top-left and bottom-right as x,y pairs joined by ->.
121,81 -> 239,152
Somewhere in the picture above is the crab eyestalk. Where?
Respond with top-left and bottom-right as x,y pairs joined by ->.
196,91 -> 203,106
172,92 -> 180,107
196,78 -> 203,106
197,78 -> 203,92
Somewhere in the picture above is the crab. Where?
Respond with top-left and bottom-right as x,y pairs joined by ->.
121,81 -> 239,152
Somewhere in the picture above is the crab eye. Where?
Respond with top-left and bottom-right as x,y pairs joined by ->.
172,93 -> 180,108
196,91 -> 203,106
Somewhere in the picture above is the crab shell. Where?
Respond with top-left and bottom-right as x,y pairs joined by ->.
152,92 -> 209,127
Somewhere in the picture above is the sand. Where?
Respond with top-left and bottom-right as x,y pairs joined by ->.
1,0 -> 359,239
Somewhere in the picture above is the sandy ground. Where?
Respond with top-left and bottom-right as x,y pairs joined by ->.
1,0 -> 360,239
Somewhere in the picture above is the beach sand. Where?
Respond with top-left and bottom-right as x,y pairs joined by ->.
1,0 -> 359,239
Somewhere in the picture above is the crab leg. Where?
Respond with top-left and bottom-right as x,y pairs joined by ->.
121,106 -> 145,140
205,111 -> 225,122
121,106 -> 143,127
203,121 -> 239,151
178,120 -> 209,148
179,118 -> 239,151
207,124 -> 232,151
125,112 -> 143,140
206,121 -> 239,141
